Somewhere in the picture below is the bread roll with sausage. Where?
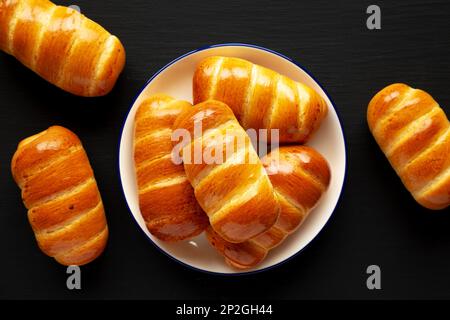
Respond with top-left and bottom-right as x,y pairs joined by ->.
368,83 -> 450,210
0,0 -> 125,96
11,126 -> 108,265
206,146 -> 331,268
173,100 -> 280,243
134,94 -> 208,241
193,56 -> 327,143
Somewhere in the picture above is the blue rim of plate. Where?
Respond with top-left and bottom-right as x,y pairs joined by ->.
118,43 -> 348,276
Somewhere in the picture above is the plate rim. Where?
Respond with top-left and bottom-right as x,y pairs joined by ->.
118,42 -> 348,276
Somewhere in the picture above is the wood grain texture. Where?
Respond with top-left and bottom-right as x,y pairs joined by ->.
0,0 -> 449,299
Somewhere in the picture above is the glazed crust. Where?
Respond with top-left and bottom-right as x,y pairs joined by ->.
134,94 -> 208,241
206,146 -> 331,269
173,100 -> 280,243
193,56 -> 328,143
367,83 -> 450,210
0,0 -> 125,96
11,126 -> 108,266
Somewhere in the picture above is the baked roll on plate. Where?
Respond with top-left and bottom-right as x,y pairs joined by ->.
133,94 -> 208,241
194,56 -> 328,143
207,146 -> 331,269
119,44 -> 346,274
173,100 -> 280,243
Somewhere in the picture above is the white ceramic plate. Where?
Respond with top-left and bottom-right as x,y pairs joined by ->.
119,43 -> 346,274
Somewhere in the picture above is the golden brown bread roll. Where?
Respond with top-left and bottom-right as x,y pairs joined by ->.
134,94 -> 208,241
193,56 -> 328,143
173,100 -> 280,243
206,146 -> 331,269
368,83 -> 450,210
11,126 -> 108,265
0,0 -> 125,97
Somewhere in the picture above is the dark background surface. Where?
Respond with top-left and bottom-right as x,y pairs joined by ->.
0,0 -> 449,300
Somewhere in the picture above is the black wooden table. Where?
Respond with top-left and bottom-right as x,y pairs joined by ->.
1,0 -> 449,299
